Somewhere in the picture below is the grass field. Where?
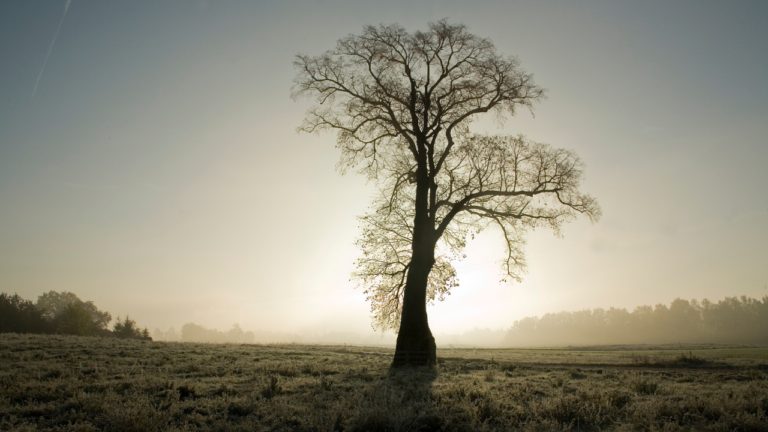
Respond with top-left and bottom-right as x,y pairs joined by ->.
1,334 -> 767,431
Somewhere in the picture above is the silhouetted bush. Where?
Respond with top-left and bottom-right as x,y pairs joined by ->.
113,315 -> 151,340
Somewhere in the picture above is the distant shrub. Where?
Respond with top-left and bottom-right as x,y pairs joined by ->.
113,315 -> 150,340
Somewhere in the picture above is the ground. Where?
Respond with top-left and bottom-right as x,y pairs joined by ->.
1,334 -> 767,431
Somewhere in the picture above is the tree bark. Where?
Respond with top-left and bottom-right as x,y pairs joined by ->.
392,221 -> 437,367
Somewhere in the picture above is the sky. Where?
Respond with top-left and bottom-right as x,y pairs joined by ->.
1,0 -> 766,342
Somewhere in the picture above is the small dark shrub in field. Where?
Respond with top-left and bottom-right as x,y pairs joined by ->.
484,369 -> 496,382
629,374 -> 659,394
499,362 -> 517,372
227,400 -> 254,417
300,362 -> 316,375
176,384 -> 198,401
475,396 -> 503,423
675,351 -> 707,365
550,374 -> 567,388
319,374 -> 333,390
261,374 -> 282,398
570,370 -> 586,379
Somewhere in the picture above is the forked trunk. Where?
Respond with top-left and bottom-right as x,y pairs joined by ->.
393,234 -> 437,367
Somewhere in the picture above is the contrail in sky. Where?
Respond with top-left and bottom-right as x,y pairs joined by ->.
31,0 -> 72,100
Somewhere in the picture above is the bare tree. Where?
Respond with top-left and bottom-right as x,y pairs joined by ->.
293,21 -> 601,366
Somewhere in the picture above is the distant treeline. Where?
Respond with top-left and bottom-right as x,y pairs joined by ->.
0,291 -> 149,340
503,295 -> 768,347
153,325 -> 402,346
436,327 -> 508,348
153,323 -> 256,344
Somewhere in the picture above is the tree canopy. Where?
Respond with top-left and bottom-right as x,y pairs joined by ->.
36,290 -> 112,334
352,134 -> 600,329
0,293 -> 52,334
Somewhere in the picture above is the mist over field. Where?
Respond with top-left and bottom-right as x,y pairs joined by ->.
148,295 -> 768,347
5,290 -> 766,350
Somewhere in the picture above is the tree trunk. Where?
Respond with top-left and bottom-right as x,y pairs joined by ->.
393,231 -> 437,367
392,145 -> 437,367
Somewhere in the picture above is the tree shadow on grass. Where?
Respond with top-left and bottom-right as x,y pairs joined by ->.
346,365 -> 441,432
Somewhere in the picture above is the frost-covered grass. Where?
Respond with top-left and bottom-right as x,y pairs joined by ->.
1,334 -> 767,431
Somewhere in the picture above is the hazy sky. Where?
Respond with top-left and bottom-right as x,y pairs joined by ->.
1,1 -> 766,339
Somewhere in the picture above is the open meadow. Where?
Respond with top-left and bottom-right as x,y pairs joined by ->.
1,334 -> 767,431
